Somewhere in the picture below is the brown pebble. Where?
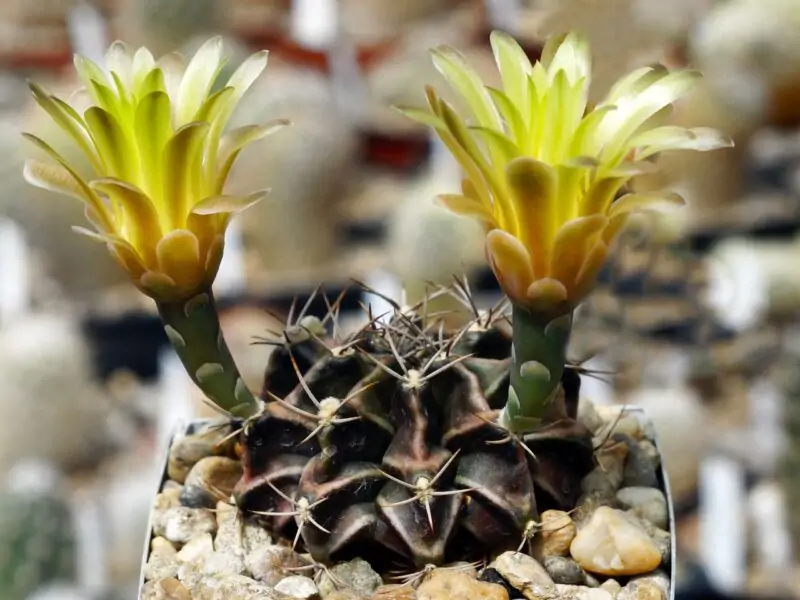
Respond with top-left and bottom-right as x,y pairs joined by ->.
372,584 -> 417,599
541,510 -> 577,557
154,488 -> 182,510
417,570 -> 509,600
184,456 -> 243,500
167,423 -> 237,483
141,577 -> 191,600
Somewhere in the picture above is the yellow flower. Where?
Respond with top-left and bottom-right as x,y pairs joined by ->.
23,37 -> 288,302
401,31 -> 731,315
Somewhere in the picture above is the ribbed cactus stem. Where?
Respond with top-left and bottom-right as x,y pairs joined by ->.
498,304 -> 573,433
156,291 -> 260,419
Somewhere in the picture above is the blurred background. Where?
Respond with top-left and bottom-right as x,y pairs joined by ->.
1,0 -> 800,598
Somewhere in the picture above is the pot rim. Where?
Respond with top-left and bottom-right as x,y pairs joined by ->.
137,405 -> 677,599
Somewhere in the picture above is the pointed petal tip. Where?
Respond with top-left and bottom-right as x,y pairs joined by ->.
486,229 -> 534,301
506,155 -> 557,189
21,159 -> 45,188
106,40 -> 129,55
489,29 -> 519,45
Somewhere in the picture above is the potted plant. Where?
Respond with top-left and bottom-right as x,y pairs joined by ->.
23,30 -> 729,600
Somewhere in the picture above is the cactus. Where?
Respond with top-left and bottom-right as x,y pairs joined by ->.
0,461 -> 77,600
234,290 -> 594,567
22,30 -> 729,574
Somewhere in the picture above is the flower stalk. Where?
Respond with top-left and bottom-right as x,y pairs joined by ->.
401,30 -> 732,431
23,37 -> 286,417
158,291 -> 259,418
500,305 -> 572,432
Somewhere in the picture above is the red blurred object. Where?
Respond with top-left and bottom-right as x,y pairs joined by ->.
359,127 -> 431,171
239,10 -> 401,76
0,50 -> 72,71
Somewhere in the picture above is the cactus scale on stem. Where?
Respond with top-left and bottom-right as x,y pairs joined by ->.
157,291 -> 259,418
23,28 -> 729,570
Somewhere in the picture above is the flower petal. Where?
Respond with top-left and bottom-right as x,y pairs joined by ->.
549,214 -> 608,294
438,99 -> 511,220
468,125 -> 519,163
22,134 -> 114,231
486,229 -> 534,303
599,70 -> 702,161
72,226 -> 146,277
163,121 -> 211,228
608,191 -> 685,219
155,229 -> 204,293
631,126 -> 734,160
90,178 -> 162,264
138,67 -> 167,98
87,77 -> 122,115
157,52 -> 187,103
28,83 -> 102,171
422,90 -> 495,213
393,106 -> 446,130
227,49 -> 268,96
131,47 -> 156,93
569,104 -> 617,157
572,239 -> 609,304
525,277 -> 569,313
485,87 -> 527,147
546,31 -> 591,86
195,86 -> 234,125
138,270 -> 179,299
204,234 -> 225,287
506,157 -> 557,278
135,91 -> 173,199
105,40 -> 133,87
602,161 -> 660,178
84,106 -> 133,179
176,36 -> 224,125
435,193 -> 496,226
602,66 -> 665,104
542,69 -> 571,162
191,189 -> 270,215
24,159 -> 86,202
74,54 -> 110,89
431,45 -> 503,133
489,31 -> 531,126
582,176 -> 626,216
215,119 -> 290,193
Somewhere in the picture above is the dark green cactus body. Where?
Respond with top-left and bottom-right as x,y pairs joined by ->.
234,307 -> 595,569
0,482 -> 77,599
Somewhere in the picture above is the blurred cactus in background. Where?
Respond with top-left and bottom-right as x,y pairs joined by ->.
693,0 -> 800,128
0,460 -> 77,600
0,313 -> 132,475
109,0 -> 221,57
386,136 -> 486,323
229,67 -> 360,275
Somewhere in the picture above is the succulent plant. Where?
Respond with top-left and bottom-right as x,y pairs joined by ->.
23,37 -> 289,419
0,461 -> 77,599
233,289 -> 593,568
23,30 -> 729,572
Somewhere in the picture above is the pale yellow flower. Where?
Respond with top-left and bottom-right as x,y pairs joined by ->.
401,31 -> 731,315
24,37 -> 288,302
